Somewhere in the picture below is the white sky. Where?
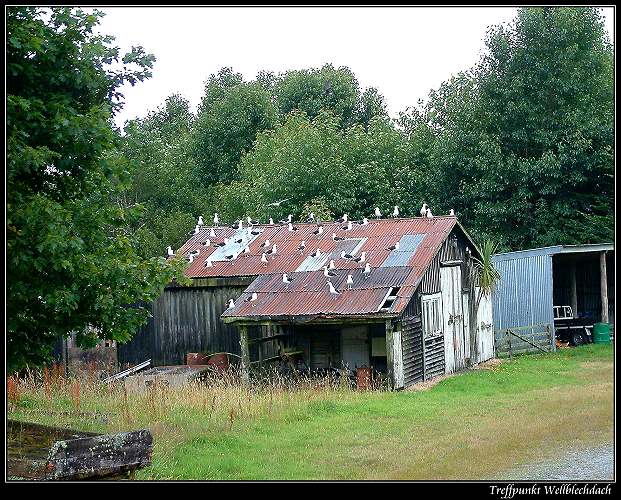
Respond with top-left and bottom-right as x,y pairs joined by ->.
96,6 -> 615,129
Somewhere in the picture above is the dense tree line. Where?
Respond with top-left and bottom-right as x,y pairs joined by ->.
123,7 -> 613,257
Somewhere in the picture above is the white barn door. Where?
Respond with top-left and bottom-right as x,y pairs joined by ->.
441,265 -> 465,374
475,288 -> 495,363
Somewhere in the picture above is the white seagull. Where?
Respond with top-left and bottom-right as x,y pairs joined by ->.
245,292 -> 258,302
213,213 -> 220,226
420,204 -> 428,217
261,253 -> 268,264
227,299 -> 235,309
205,259 -> 213,267
449,209 -> 455,216
392,206 -> 399,217
282,273 -> 293,284
260,239 -> 270,248
347,274 -> 354,289
197,216 -> 204,226
201,239 -> 211,247
361,217 -> 369,225
166,246 -> 174,257
327,281 -> 341,295
269,217 -> 275,225
243,246 -> 250,254
314,248 -> 322,257
323,266 -> 337,277
210,227 -> 216,238
386,241 -> 400,251
352,251 -> 366,263
374,207 -> 382,218
363,262 -> 371,278
298,241 -> 306,252
426,207 -> 433,218
328,259 -> 336,270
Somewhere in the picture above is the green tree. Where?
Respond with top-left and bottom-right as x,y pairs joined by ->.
419,7 -> 613,249
7,7 -> 188,372
192,68 -> 278,185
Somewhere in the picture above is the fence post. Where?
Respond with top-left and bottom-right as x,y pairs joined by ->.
507,330 -> 513,360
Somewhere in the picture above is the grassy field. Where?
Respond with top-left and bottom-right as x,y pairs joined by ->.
8,344 -> 613,480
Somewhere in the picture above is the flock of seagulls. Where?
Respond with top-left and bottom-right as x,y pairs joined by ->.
169,203 -> 457,311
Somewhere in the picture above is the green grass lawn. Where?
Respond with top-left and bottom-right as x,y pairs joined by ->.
9,344 -> 613,480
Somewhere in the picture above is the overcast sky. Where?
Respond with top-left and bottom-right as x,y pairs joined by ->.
96,7 -> 615,129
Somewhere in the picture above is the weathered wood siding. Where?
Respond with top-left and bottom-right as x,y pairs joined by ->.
423,336 -> 445,379
118,283 -> 249,367
401,316 -> 423,387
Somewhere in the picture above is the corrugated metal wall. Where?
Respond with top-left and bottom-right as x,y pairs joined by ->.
117,285 -> 248,367
491,252 -> 555,338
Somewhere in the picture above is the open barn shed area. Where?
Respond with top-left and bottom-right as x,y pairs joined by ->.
492,244 -> 614,351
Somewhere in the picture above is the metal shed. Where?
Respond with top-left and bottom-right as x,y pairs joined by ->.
491,244 -> 614,346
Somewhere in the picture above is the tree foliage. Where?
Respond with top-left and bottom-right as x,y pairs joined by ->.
7,7 -> 188,372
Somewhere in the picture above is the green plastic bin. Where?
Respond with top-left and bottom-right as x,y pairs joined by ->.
593,323 -> 611,344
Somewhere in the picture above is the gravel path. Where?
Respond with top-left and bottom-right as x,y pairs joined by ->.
497,442 -> 614,481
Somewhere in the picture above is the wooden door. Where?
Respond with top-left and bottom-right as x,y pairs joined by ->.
341,326 -> 369,371
440,265 -> 464,373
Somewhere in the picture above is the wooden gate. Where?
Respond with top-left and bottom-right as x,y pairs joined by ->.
495,324 -> 553,358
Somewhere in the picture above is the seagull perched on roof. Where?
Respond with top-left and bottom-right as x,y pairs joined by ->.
204,259 -> 213,267
166,246 -> 174,257
352,251 -> 366,263
333,233 -> 345,241
224,252 -> 238,261
327,281 -> 341,295
347,274 -> 354,289
374,207 -> 382,218
266,244 -> 277,255
235,237 -> 243,244
386,241 -> 400,251
337,214 -> 348,223
282,273 -> 293,284
342,221 -> 353,231
269,217 -> 275,225
189,225 -> 200,236
341,250 -> 355,260
243,246 -> 250,254
323,266 -> 337,277
392,206 -> 400,218
449,209 -> 455,216
260,239 -> 270,248
420,203 -> 428,217
187,254 -> 196,263
328,259 -> 335,270
288,222 -> 298,232
227,299 -> 235,309
247,216 -> 259,225
298,241 -> 306,253
313,226 -> 324,236
202,239 -> 211,247
426,207 -> 433,218
245,292 -> 258,302
210,227 -> 216,238
279,214 -> 293,224
306,212 -> 315,222
261,253 -> 268,264
250,227 -> 261,235
363,262 -> 372,279
213,213 -> 220,226
197,216 -> 204,226
189,249 -> 200,257
361,217 -> 369,225
314,248 -> 322,257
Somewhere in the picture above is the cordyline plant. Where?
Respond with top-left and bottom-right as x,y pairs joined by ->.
469,239 -> 501,364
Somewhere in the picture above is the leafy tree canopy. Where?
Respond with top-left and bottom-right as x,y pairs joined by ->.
7,7 -> 188,372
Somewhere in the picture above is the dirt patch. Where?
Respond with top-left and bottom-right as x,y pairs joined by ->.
404,373 -> 453,392
474,358 -> 503,370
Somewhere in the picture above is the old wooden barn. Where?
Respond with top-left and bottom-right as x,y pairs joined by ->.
118,215 -> 494,389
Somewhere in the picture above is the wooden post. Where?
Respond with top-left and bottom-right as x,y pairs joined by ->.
385,320 -> 394,390
239,325 -> 250,384
570,260 -> 578,317
600,252 -> 609,323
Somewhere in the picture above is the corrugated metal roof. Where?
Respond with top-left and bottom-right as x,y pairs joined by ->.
171,217 -> 458,320
176,217 -> 456,280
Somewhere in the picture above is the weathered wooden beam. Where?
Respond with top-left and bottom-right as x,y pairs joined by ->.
570,260 -> 578,316
600,251 -> 609,323
239,325 -> 250,383
385,319 -> 394,390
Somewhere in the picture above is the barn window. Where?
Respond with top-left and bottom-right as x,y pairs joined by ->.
421,293 -> 442,338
